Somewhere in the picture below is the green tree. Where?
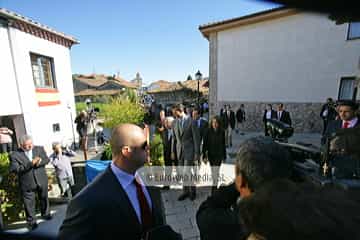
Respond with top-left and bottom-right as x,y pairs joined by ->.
102,96 -> 145,128
0,153 -> 26,224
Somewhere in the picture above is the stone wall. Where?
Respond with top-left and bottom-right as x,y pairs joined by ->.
212,101 -> 324,133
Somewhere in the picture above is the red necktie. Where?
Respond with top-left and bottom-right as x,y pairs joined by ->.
134,179 -> 153,232
343,121 -> 350,129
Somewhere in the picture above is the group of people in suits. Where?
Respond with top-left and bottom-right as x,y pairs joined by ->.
220,105 -> 236,147
158,103 -> 229,199
262,103 -> 292,136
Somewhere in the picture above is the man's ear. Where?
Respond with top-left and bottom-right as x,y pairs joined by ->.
235,174 -> 251,197
121,146 -> 131,156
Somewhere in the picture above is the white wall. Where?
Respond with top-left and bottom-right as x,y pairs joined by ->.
8,27 -> 77,151
0,25 -> 22,115
217,12 -> 360,103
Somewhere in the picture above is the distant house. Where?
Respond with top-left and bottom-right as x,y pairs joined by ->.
73,74 -> 139,102
199,7 -> 360,132
0,8 -> 79,150
147,79 -> 209,106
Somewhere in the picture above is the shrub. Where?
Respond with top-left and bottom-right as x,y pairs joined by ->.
150,133 -> 164,166
102,97 -> 145,128
0,153 -> 25,224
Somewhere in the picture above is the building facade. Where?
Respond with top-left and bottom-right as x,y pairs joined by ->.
0,8 -> 79,151
200,7 -> 360,132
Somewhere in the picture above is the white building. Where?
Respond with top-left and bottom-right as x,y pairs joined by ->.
0,8 -> 79,151
199,7 -> 360,132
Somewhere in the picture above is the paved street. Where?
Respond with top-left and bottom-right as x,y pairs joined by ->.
54,130 -> 321,240
161,131 -> 322,239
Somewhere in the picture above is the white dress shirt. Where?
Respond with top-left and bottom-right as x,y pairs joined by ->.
342,117 -> 358,128
266,111 -> 272,120
110,162 -> 152,224
24,150 -> 33,162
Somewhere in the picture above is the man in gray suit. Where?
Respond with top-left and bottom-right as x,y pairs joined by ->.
172,104 -> 200,201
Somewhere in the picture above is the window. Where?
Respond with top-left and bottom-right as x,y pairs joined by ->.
338,77 -> 356,100
347,22 -> 360,40
30,53 -> 56,88
52,123 -> 60,132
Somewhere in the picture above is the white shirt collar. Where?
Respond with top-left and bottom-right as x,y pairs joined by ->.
343,117 -> 358,128
110,162 -> 135,189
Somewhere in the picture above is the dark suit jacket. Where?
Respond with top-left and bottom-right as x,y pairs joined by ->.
262,110 -> 277,123
320,103 -> 337,121
161,128 -> 176,162
195,118 -> 208,142
236,108 -> 245,123
322,119 -> 360,144
203,128 -> 226,163
9,146 -> 49,192
58,166 -> 165,240
277,111 -> 292,126
222,111 -> 236,129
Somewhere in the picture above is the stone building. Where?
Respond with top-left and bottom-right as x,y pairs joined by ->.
199,7 -> 360,132
146,79 -> 209,106
73,74 -> 138,102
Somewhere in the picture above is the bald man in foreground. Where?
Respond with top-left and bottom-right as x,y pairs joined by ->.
59,124 -> 167,239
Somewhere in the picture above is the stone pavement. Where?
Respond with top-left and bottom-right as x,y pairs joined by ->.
161,131 -> 322,240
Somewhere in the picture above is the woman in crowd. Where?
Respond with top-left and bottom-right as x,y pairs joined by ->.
202,116 -> 226,195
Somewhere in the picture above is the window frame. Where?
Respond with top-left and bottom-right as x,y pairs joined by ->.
30,52 -> 57,89
347,22 -> 360,40
338,76 -> 357,101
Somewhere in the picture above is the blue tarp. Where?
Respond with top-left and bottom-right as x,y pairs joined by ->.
85,160 -> 111,183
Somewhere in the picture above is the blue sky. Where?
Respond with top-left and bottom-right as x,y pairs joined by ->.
0,0 -> 278,84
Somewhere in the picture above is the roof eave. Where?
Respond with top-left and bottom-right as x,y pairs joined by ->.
199,7 -> 299,39
0,8 -> 79,45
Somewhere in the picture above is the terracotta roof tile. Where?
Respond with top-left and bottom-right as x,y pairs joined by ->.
75,89 -> 122,96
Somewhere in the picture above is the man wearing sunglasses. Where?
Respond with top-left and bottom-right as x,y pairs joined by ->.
59,124 -> 174,239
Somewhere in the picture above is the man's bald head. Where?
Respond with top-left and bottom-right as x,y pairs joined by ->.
110,124 -> 147,157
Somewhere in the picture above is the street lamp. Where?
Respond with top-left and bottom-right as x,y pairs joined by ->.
195,70 -> 202,107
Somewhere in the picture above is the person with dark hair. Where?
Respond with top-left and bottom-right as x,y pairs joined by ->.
172,104 -> 200,201
221,105 -> 236,147
235,104 -> 246,134
238,179 -> 360,240
276,103 -> 292,126
322,100 -> 359,144
196,136 -> 292,240
202,116 -> 226,195
262,104 -> 277,136
320,97 -> 337,135
192,107 -> 208,144
75,110 -> 89,160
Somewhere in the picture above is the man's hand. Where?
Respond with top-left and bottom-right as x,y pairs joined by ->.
171,152 -> 175,160
202,153 -> 208,164
32,157 -> 41,166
